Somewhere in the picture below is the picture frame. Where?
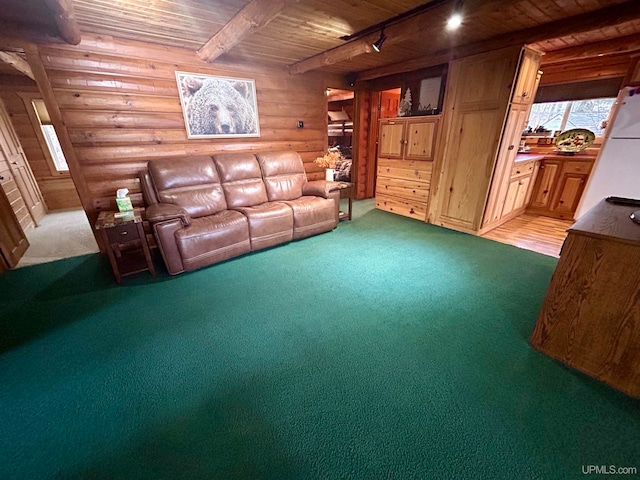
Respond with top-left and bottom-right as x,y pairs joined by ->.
175,71 -> 260,138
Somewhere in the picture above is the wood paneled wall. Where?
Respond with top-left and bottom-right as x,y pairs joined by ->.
0,77 -> 81,211
28,34 -> 329,226
540,54 -> 631,85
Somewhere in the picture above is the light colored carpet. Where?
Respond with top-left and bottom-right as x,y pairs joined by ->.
16,209 -> 99,268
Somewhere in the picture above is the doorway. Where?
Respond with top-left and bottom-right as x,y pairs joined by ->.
326,88 -> 354,182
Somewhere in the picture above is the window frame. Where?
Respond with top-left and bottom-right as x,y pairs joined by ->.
529,97 -> 615,137
18,92 -> 70,177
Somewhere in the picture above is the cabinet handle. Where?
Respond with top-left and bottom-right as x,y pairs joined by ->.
0,175 -> 3,180
516,170 -> 521,174
120,231 -> 128,236
508,145 -> 514,150
522,92 -> 528,98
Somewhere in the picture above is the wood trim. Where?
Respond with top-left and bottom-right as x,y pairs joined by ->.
197,0 -> 291,63
0,52 -> 35,81
23,43 -> 97,245
42,0 -> 81,45
16,91 -> 70,178
541,34 -> 640,66
289,40 -> 374,75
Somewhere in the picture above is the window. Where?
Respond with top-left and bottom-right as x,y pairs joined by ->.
31,99 -> 69,173
528,98 -> 616,135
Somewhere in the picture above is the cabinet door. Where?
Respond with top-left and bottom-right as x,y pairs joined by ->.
553,173 -> 588,216
530,160 -> 560,209
378,120 -> 404,158
405,118 -> 437,161
512,48 -> 541,105
501,177 -> 520,217
482,103 -> 530,226
514,176 -> 531,211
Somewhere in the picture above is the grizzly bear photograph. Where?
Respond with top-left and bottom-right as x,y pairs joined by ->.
176,72 -> 260,138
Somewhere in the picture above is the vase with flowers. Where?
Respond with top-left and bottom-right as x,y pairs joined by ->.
314,147 -> 343,181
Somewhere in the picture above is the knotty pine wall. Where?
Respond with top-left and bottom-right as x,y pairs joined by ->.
28,34 -> 329,227
0,77 -> 81,211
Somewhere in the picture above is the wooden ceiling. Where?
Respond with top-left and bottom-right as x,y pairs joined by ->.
1,0 -> 640,80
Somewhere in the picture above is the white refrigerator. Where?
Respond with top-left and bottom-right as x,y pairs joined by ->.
576,86 -> 640,219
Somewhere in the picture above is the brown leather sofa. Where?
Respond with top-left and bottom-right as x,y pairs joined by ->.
140,150 -> 342,275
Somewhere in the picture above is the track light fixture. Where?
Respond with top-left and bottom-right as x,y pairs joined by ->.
372,29 -> 386,52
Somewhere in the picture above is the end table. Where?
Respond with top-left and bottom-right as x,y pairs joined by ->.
337,182 -> 354,221
95,208 -> 155,283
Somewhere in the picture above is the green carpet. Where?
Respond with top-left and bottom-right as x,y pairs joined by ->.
1,199 -> 638,479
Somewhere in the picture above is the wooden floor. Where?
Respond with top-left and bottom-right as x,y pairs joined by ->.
481,213 -> 574,257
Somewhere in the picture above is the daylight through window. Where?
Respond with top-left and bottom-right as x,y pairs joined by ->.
527,98 -> 615,135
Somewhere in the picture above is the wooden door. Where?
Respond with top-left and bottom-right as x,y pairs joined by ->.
553,173 -> 588,216
432,46 -> 521,233
405,118 -> 437,161
380,91 -> 400,119
378,120 -> 405,159
482,103 -> 530,227
530,160 -> 560,209
0,180 -> 29,268
512,48 -> 542,105
0,99 -> 46,226
514,176 -> 531,211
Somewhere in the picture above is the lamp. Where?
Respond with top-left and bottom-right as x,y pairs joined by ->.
372,29 -> 386,52
446,0 -> 463,31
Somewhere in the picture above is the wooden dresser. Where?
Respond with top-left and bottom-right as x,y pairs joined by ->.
375,116 -> 439,221
530,199 -> 640,397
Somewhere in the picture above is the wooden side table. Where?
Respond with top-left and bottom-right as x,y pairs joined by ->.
337,182 -> 354,221
95,208 -> 155,283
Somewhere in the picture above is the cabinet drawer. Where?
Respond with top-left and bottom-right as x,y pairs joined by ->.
377,159 -> 432,181
375,194 -> 427,220
562,161 -> 592,175
106,223 -> 140,244
511,160 -> 535,178
375,177 -> 430,202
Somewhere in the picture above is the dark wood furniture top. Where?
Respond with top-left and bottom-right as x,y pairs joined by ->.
530,199 -> 640,398
95,208 -> 155,283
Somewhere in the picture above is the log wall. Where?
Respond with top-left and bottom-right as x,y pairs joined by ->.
0,76 -> 81,210
28,34 -> 329,227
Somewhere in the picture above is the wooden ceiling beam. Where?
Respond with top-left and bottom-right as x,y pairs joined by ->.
42,0 -> 81,45
357,0 -> 640,81
198,0 -> 293,63
0,51 -> 35,81
288,0 -> 522,75
541,33 -> 640,65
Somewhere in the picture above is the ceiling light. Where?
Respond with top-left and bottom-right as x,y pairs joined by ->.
372,29 -> 387,52
447,12 -> 462,31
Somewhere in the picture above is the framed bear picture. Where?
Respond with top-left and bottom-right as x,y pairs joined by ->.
175,71 -> 260,138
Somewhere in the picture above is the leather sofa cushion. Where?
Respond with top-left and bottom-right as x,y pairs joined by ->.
148,156 -> 227,218
175,210 -> 250,270
256,151 -> 307,201
212,153 -> 269,208
283,196 -> 337,239
234,202 -> 293,251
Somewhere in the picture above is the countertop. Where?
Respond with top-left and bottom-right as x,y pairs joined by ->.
570,199 -> 640,246
514,152 -> 597,163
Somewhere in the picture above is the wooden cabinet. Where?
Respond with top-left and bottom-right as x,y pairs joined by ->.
481,103 -> 532,230
501,161 -> 537,218
530,200 -> 640,398
512,48 -> 542,105
378,117 -> 437,161
528,158 -> 593,219
375,116 -> 439,220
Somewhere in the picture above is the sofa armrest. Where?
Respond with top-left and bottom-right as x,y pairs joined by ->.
146,203 -> 191,226
303,180 -> 343,199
